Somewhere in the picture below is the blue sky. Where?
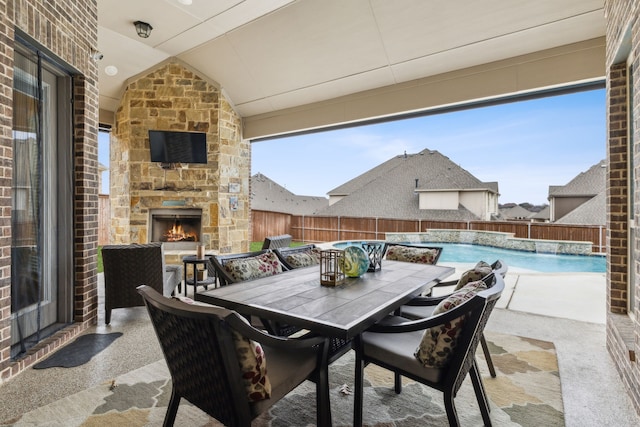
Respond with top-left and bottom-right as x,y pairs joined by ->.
99,89 -> 605,205
251,89 -> 605,205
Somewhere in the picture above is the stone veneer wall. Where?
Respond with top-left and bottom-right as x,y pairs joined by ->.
605,0 -> 640,416
0,0 -> 100,382
385,230 -> 595,255
111,61 -> 249,256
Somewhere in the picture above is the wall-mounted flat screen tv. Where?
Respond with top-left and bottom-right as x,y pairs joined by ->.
149,130 -> 207,164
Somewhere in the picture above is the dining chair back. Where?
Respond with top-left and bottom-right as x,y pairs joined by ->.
273,244 -> 319,270
137,285 -> 332,427
210,249 -> 282,286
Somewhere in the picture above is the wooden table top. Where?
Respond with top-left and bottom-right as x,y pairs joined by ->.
196,260 -> 454,339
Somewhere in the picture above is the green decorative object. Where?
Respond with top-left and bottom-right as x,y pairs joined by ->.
341,246 -> 370,277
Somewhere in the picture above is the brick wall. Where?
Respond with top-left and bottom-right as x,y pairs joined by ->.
605,0 -> 640,416
0,0 -> 99,382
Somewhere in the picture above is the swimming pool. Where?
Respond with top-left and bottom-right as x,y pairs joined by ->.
331,241 -> 606,273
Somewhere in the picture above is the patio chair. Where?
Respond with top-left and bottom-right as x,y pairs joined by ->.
213,248 -> 352,362
261,234 -> 292,249
137,285 -> 332,427
273,244 -> 319,270
399,259 -> 508,377
101,242 -> 182,324
211,250 -> 296,335
211,250 -> 284,287
353,273 -> 504,427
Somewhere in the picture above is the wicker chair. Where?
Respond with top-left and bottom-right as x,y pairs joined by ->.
138,285 -> 331,427
211,249 -> 275,287
213,248 -> 352,362
101,243 -> 181,324
353,273 -> 505,427
399,260 -> 508,377
261,234 -> 292,249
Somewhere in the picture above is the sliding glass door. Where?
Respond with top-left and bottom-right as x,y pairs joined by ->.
11,44 -> 73,357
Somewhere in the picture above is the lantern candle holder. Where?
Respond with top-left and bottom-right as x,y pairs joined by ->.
362,241 -> 384,272
320,249 -> 345,286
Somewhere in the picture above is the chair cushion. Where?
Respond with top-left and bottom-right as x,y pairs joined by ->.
251,342 -> 319,416
385,245 -> 439,264
362,327 -> 444,384
453,261 -> 492,291
223,251 -> 283,282
415,280 -> 487,368
285,248 -> 321,268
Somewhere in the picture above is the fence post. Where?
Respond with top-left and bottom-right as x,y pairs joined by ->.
599,225 -> 603,253
528,222 -> 531,240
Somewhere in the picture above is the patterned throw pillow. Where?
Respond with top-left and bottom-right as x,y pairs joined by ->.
285,248 -> 321,268
453,261 -> 493,291
230,329 -> 272,402
223,251 -> 283,282
415,280 -> 488,368
385,245 -> 439,264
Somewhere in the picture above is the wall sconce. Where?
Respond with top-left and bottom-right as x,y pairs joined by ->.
134,21 -> 153,38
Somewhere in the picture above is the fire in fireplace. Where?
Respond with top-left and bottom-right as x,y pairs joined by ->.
149,208 -> 202,249
163,220 -> 197,242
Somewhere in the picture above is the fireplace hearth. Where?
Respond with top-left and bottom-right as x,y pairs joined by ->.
149,208 -> 202,250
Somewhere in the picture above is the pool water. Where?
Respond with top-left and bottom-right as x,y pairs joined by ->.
332,241 -> 606,273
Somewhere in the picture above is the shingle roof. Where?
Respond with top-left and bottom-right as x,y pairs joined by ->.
500,205 -> 533,219
328,149 -> 498,195
318,149 -> 497,220
530,206 -> 550,220
555,191 -> 606,225
251,173 -> 328,215
549,160 -> 606,197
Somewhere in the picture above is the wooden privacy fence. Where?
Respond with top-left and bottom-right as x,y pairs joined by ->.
251,210 -> 607,253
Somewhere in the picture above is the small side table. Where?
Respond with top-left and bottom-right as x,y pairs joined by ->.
182,255 -> 216,297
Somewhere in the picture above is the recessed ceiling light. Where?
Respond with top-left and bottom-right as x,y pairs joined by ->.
178,0 -> 192,5
105,65 -> 118,76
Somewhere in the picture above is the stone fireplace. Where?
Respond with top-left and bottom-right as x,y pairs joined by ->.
109,60 -> 251,258
149,208 -> 202,250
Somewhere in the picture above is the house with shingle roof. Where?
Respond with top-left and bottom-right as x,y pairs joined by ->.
548,160 -> 606,225
317,149 -> 499,221
500,205 -> 534,220
251,173 -> 328,215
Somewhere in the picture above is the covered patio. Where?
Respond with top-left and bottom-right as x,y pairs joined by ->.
1,0 -> 640,424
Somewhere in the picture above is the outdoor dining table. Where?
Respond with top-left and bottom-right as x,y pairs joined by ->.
195,260 -> 454,341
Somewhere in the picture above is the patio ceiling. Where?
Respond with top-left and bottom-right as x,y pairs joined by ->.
97,0 -> 605,139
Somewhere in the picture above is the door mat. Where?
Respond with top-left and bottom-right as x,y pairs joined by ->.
33,332 -> 123,369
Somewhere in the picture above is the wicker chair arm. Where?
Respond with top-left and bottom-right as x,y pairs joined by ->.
430,279 -> 457,288
370,297 -> 485,333
403,295 -> 446,306
225,312 -> 328,350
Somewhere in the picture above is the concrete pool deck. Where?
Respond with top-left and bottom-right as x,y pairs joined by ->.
439,262 -> 606,324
